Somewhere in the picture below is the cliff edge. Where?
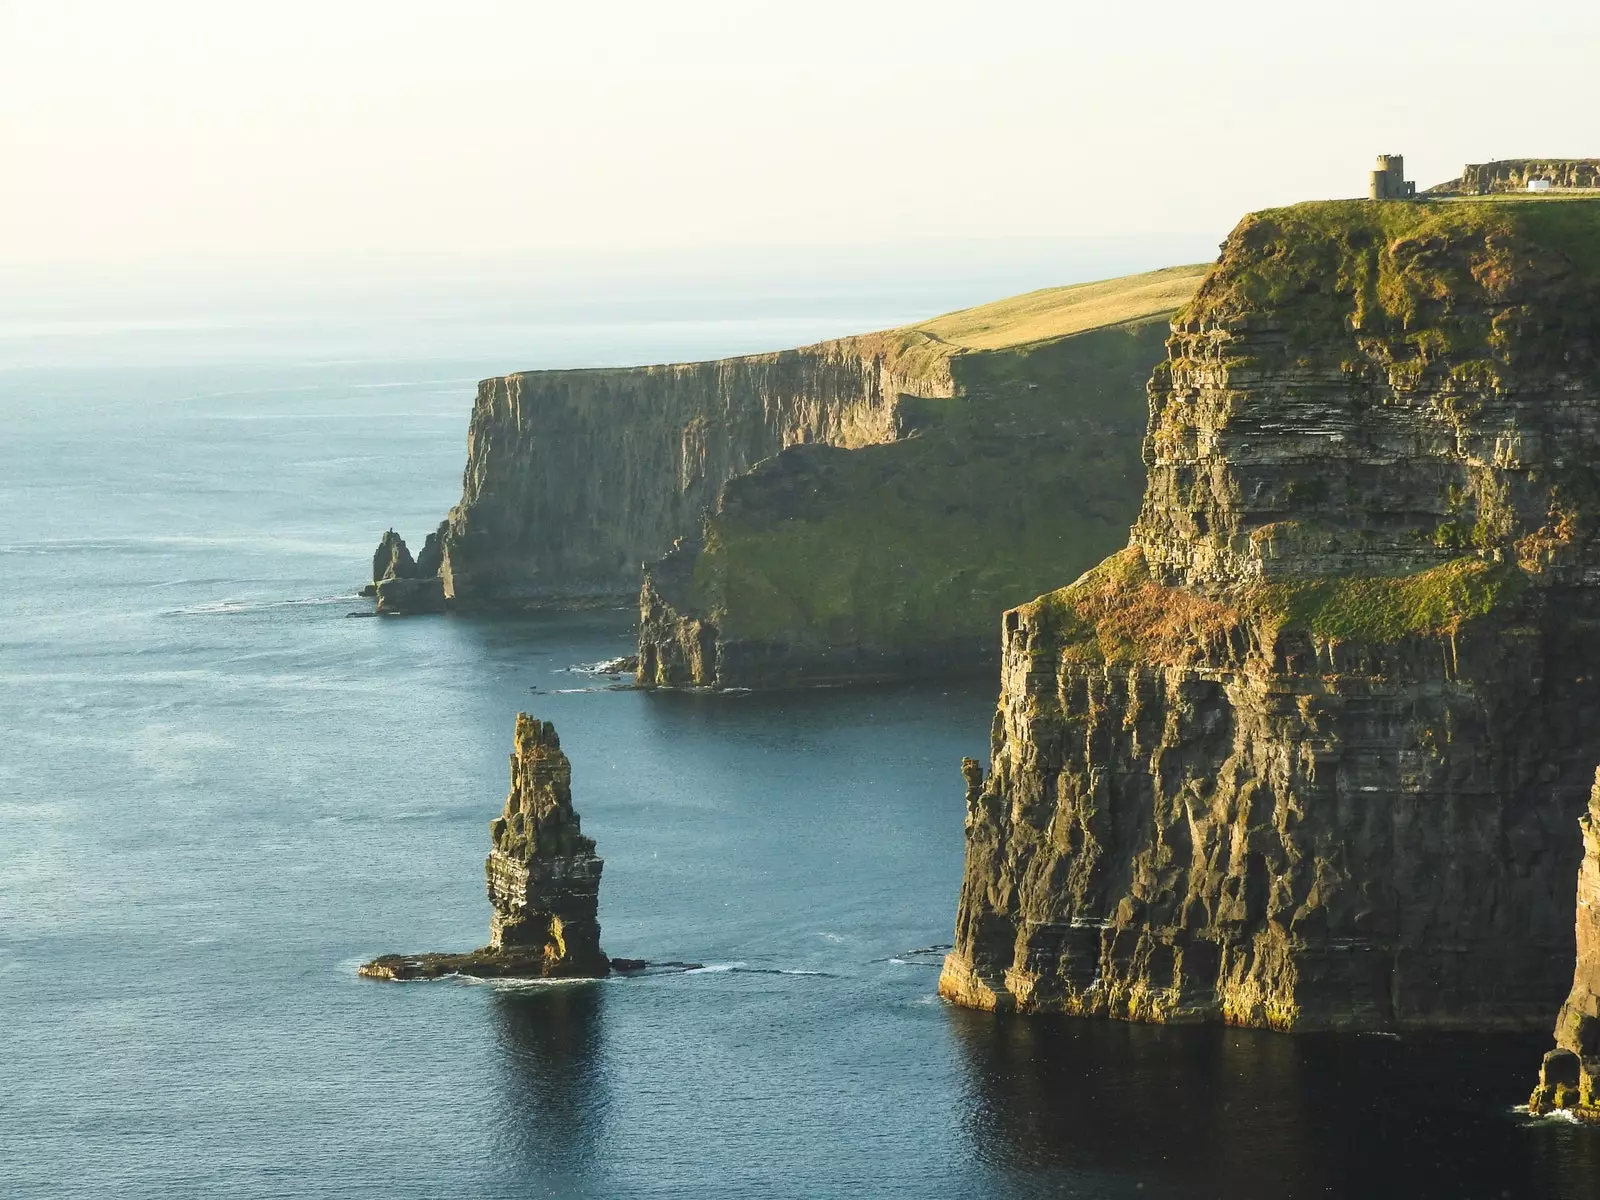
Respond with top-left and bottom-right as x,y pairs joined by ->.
942,197 -> 1600,1031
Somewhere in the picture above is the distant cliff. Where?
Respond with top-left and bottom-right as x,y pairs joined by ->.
1429,158 -> 1600,194
430,334 -> 953,608
942,197 -> 1600,1031
635,311 -> 1178,688
374,266 -> 1204,615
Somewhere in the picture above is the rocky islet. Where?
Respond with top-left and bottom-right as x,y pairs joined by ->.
361,714 -> 614,981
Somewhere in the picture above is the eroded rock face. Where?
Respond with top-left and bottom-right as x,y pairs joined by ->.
434,338 -> 952,609
360,714 -> 609,980
942,199 -> 1600,1031
1530,770 -> 1600,1121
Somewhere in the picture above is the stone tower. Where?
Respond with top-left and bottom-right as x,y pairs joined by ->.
1369,153 -> 1417,200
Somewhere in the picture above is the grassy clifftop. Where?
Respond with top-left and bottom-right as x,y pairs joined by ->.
1183,197 -> 1600,361
814,263 -> 1208,388
911,263 -> 1209,351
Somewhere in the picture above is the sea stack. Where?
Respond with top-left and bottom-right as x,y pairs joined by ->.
360,714 -> 610,980
1529,770 -> 1600,1122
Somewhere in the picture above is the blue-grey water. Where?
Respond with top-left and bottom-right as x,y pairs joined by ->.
4,276 -> 1600,1198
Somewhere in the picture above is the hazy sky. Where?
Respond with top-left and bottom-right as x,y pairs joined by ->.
3,0 -> 1596,266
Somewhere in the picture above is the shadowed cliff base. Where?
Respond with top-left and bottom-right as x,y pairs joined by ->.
948,1009 -> 1600,1198
943,196 -> 1600,1032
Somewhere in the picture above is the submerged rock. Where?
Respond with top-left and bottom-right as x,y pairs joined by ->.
1529,770 -> 1600,1121
360,714 -> 610,981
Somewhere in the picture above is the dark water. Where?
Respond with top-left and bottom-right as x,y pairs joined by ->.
3,314 -> 1599,1198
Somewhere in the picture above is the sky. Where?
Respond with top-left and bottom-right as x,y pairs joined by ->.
2,0 -> 1597,270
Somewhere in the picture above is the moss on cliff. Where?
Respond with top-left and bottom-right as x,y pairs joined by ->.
694,434 -> 1137,647
1031,548 -> 1527,666
1182,197 -> 1600,367
1258,557 -> 1525,641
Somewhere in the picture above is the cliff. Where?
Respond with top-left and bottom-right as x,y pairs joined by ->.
428,332 -> 953,608
361,714 -> 610,980
1530,770 -> 1600,1121
634,268 -> 1206,688
1429,159 -> 1600,195
375,265 -> 1202,611
941,197 -> 1600,1031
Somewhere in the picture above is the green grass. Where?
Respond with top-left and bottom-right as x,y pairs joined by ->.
1257,558 -> 1524,641
1027,550 -> 1528,665
1182,197 -> 1600,363
776,264 -> 1209,391
911,264 -> 1209,351
691,417 -> 1144,645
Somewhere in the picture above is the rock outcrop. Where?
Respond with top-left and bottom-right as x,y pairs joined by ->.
1530,770 -> 1600,1121
368,527 -> 447,614
361,714 -> 610,980
635,272 -> 1205,688
942,198 -> 1600,1031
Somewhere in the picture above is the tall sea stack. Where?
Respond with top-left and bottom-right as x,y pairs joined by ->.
361,714 -> 609,980
1530,769 -> 1600,1120
942,198 -> 1600,1030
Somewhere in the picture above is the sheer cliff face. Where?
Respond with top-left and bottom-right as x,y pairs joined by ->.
437,337 -> 953,607
943,199 -> 1600,1031
1531,770 -> 1600,1120
635,320 -> 1165,689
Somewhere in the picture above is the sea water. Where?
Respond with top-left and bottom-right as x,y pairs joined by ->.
3,274 -> 1599,1198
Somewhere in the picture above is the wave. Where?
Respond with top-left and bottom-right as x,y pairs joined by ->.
160,594 -> 359,617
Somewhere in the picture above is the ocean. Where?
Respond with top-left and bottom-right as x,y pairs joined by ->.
2,258 -> 1597,1198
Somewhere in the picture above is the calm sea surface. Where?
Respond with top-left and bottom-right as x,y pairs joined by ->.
3,287 -> 1599,1198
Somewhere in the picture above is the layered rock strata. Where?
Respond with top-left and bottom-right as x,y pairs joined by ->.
634,294 -> 1196,688
373,266 -> 1205,620
942,198 -> 1600,1031
416,335 -> 954,609
361,714 -> 610,980
1529,770 -> 1600,1121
